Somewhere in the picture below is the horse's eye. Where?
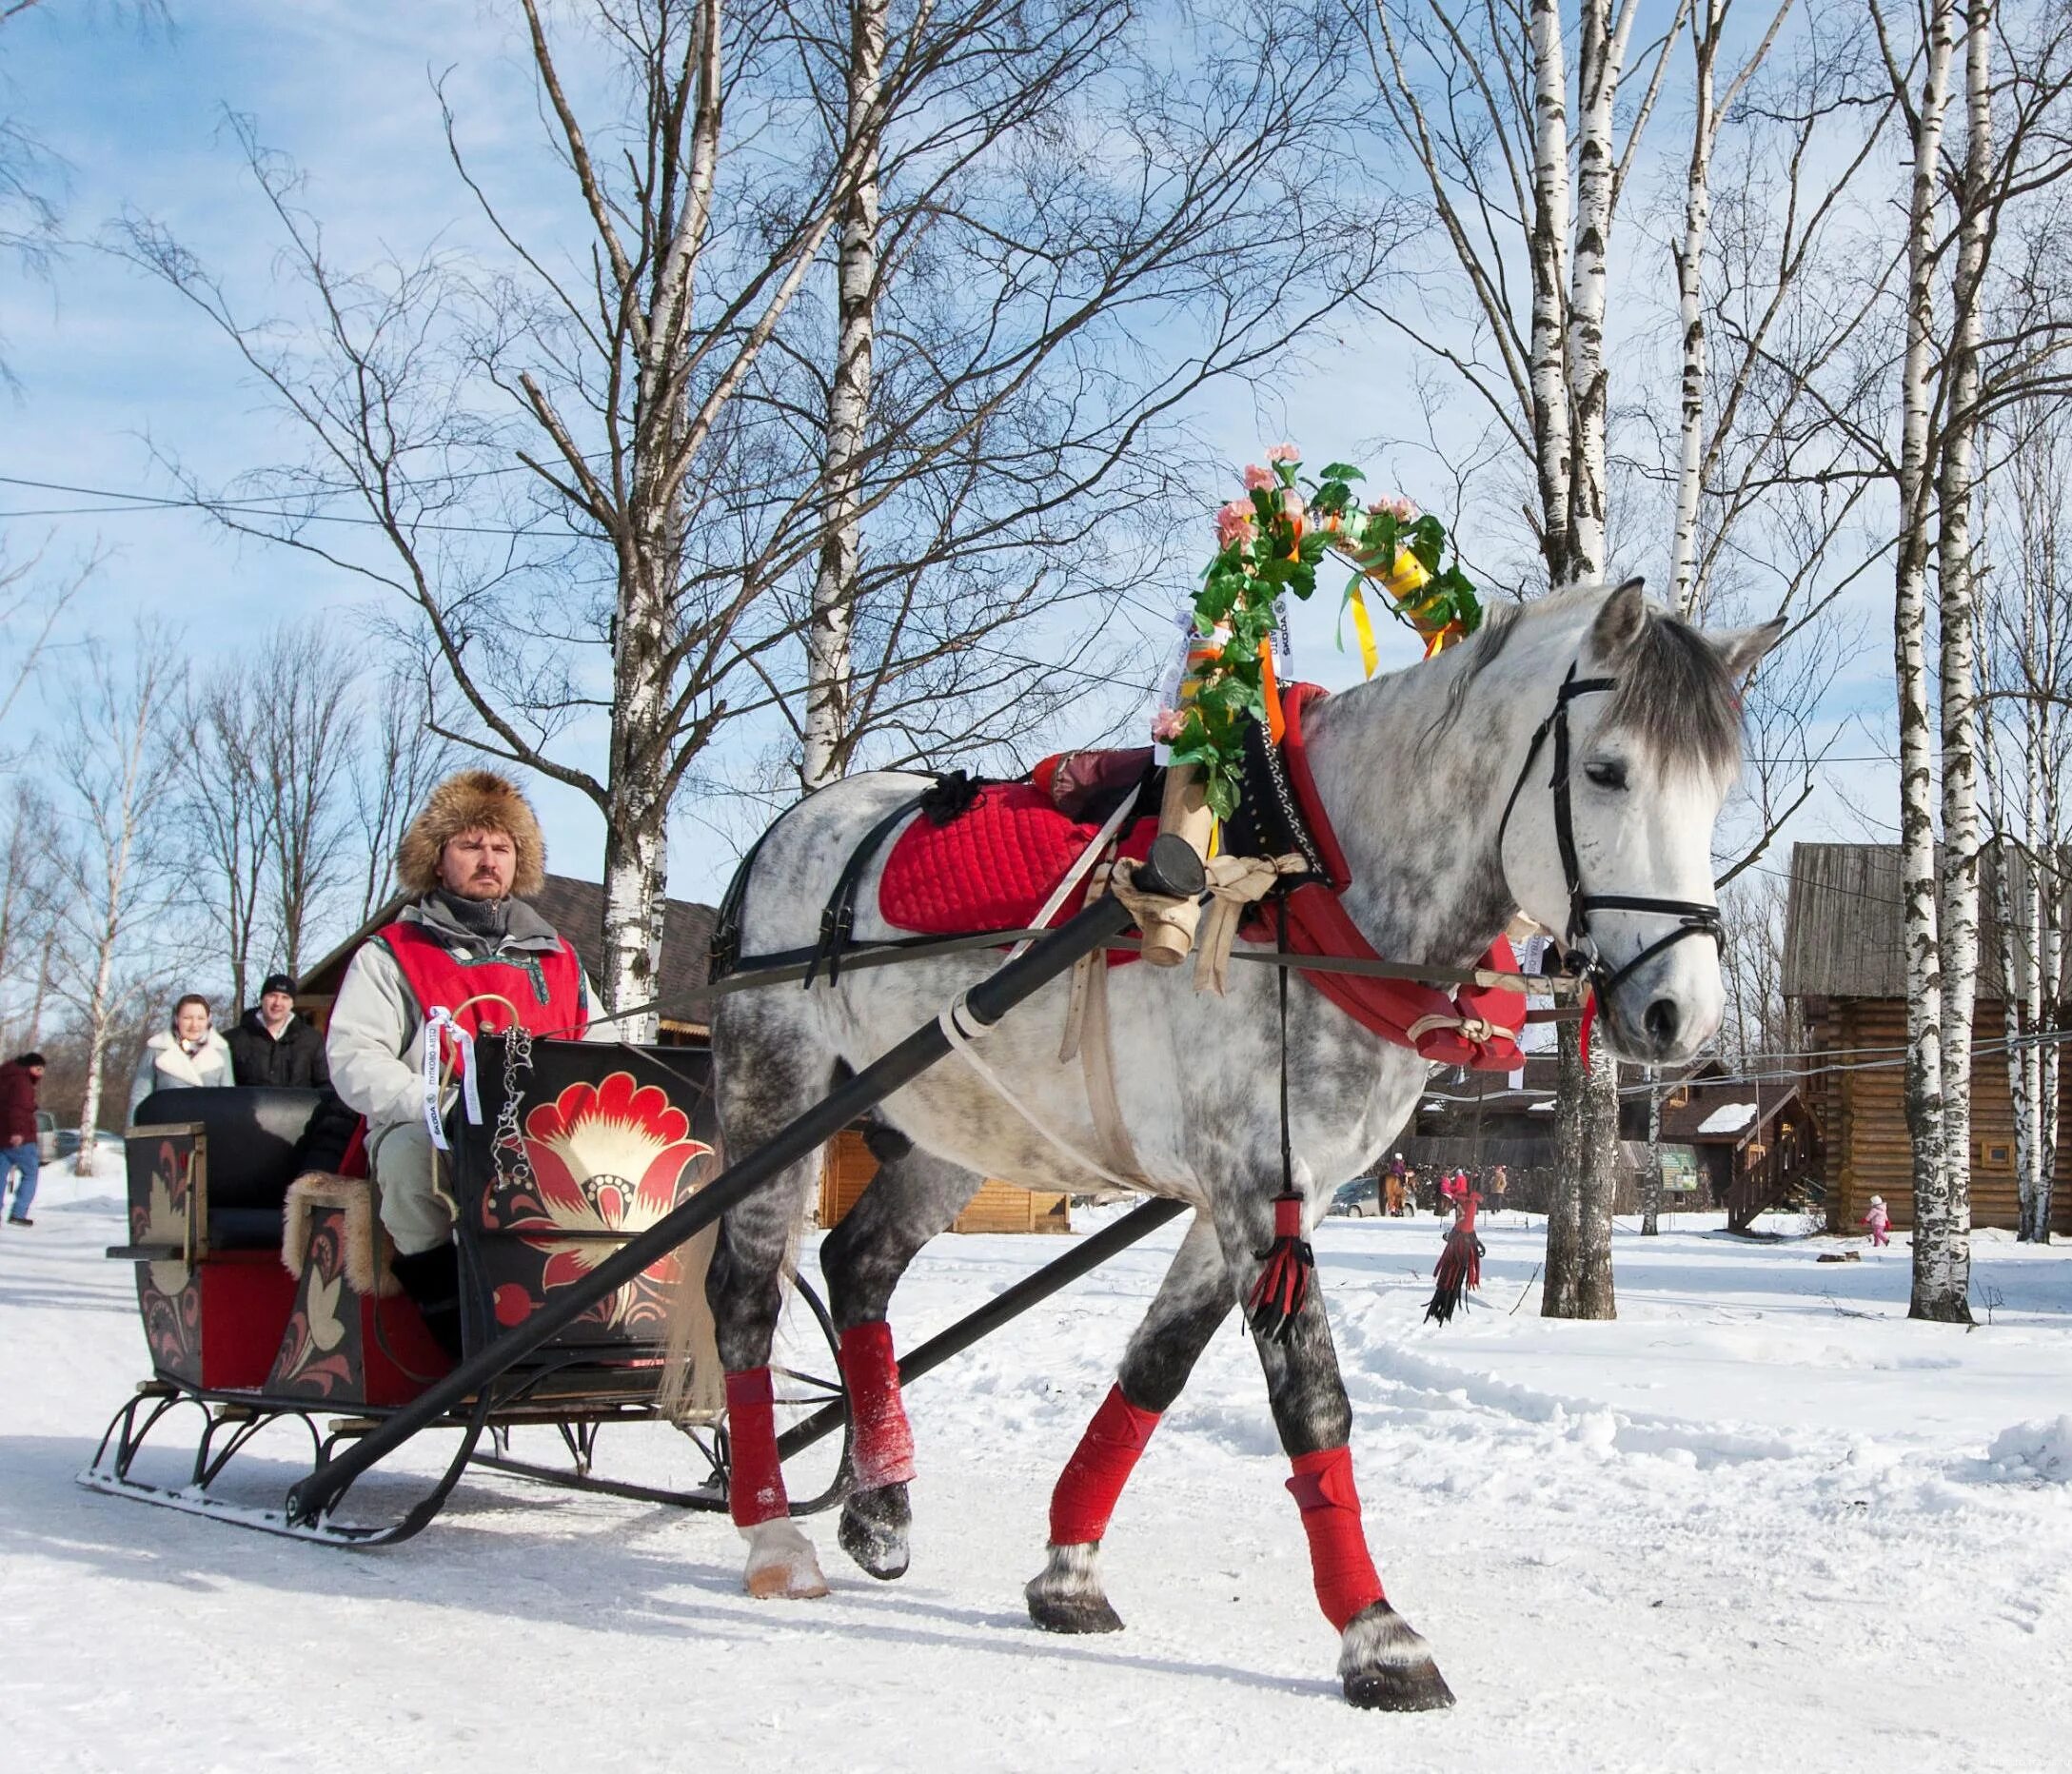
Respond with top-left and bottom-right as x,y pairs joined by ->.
1584,759 -> 1628,791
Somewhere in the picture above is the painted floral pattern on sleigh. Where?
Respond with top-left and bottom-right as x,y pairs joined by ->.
477,1072 -> 713,1342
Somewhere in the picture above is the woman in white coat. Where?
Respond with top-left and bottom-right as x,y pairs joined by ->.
128,995 -> 234,1123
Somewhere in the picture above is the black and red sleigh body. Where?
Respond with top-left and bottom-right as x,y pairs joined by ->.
80,1039 -> 850,1545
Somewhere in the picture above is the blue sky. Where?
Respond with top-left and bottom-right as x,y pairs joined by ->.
1,1 -> 1902,911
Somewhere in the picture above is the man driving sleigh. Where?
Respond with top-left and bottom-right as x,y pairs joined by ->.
326,769 -> 603,1354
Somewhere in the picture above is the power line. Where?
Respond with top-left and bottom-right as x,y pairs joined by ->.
0,472 -> 572,540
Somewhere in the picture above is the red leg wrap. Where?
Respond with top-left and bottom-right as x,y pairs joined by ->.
1048,1383 -> 1161,1546
838,1321 -> 917,1488
724,1367 -> 789,1528
1286,1444 -> 1386,1630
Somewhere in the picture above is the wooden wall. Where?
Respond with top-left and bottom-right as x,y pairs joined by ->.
1807,997 -> 2072,1233
816,1129 -> 1073,1234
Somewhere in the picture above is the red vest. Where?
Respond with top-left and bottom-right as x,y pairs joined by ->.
377,918 -> 590,1042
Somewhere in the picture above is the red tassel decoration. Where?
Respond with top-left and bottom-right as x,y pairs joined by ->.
1424,1191 -> 1484,1325
1578,986 -> 1598,1072
1245,1191 -> 1314,1342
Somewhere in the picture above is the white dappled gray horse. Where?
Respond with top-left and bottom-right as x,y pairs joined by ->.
685,582 -> 1781,1709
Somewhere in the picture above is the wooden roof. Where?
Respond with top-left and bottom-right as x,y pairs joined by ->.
1415,1057 -> 1797,1149
1657,1074 -> 1803,1148
299,873 -> 719,1031
1782,841 -> 2068,1003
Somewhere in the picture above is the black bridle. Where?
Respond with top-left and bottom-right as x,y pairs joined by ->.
1497,660 -> 1725,1005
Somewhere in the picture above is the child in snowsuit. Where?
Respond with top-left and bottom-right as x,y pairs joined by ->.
1862,1194 -> 1892,1247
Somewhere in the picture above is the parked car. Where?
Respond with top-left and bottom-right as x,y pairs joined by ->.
35,1109 -> 56,1162
53,1127 -> 123,1160
1330,1177 -> 1381,1217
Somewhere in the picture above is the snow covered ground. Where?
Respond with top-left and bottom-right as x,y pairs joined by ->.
5,1161 -> 2071,1774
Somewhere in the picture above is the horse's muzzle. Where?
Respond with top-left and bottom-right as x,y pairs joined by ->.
1599,965 -> 1722,1067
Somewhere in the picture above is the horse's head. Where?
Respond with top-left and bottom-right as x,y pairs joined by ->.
1497,581 -> 1783,1065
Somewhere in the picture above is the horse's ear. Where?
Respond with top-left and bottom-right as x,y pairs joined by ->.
1590,579 -> 1648,659
1711,616 -> 1788,681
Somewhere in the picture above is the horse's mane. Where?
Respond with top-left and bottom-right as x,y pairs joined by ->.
1434,585 -> 1742,777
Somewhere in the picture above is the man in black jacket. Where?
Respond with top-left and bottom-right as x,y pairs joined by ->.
227,974 -> 329,1090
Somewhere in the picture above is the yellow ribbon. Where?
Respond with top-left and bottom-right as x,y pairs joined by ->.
1348,584 -> 1379,679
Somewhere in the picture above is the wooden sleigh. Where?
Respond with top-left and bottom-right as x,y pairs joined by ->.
76,834 -> 1215,1547
80,1039 -> 851,1545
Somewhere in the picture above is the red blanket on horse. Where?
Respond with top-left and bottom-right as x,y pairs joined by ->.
874,698 -> 1528,1070
877,782 -> 1155,936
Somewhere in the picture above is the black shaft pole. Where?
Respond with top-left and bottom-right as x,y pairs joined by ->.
288,836 -> 1205,1527
775,1195 -> 1187,1461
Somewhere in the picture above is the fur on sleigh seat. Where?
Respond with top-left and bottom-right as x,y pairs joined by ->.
281,1173 -> 401,1298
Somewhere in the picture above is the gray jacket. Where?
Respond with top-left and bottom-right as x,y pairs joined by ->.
326,895 -> 607,1134
128,1028 -> 236,1124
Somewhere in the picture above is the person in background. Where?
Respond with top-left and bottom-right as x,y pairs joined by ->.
128,995 -> 234,1123
1386,1151 -> 1409,1216
1489,1162 -> 1510,1218
0,1050 -> 47,1227
227,973 -> 329,1090
1862,1193 -> 1892,1249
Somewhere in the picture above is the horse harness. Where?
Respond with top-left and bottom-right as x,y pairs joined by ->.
1494,660 -> 1725,1010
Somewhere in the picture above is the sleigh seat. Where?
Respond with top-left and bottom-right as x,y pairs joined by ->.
129,1086 -> 324,1250
117,1087 -> 327,1390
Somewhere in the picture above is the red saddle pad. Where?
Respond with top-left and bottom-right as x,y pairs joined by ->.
878,783 -> 1154,936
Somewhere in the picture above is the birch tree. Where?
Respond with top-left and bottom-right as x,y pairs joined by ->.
1868,0 -> 2072,1316
799,0 -> 889,791
1982,399 -> 2070,1242
178,666 -> 272,1013
1369,0 -> 1687,1317
0,780 -> 59,1037
124,0 -> 887,1038
50,627 -> 181,1173
349,658 -> 464,925
1657,0 -> 1892,627
0,543 -> 92,766
257,627 -> 358,979
1666,0 -> 1794,616
785,0 -> 1389,792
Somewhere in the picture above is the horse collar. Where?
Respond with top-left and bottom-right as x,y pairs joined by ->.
1261,682 -> 1342,887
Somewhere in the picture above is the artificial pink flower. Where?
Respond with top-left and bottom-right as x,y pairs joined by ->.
1266,442 -> 1300,463
1151,706 -> 1187,742
1215,499 -> 1255,547
1368,493 -> 1420,523
1241,463 -> 1275,492
1282,488 -> 1307,542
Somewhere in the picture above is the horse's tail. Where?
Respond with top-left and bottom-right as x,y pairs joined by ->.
657,1191 -> 805,1422
659,1217 -> 724,1421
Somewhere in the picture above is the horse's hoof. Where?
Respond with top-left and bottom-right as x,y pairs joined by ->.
1024,1541 -> 1123,1633
1339,1602 -> 1455,1711
1026,1588 -> 1126,1634
742,1519 -> 830,1600
839,1482 -> 911,1581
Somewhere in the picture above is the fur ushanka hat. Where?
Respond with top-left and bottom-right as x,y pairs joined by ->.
398,769 -> 546,897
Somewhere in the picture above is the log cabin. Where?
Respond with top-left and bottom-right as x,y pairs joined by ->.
1404,1056 -> 1810,1225
1783,841 -> 2072,1234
